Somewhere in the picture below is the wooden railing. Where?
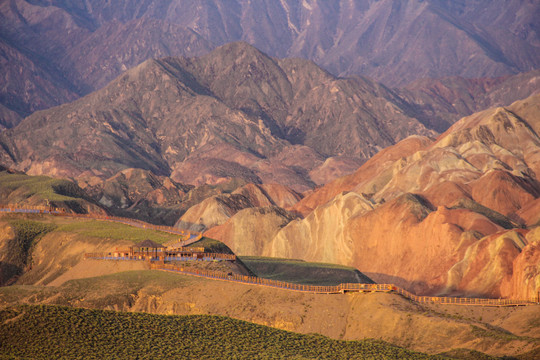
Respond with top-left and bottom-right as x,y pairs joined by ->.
85,252 -> 237,261
84,253 -> 143,261
165,247 -> 206,253
162,253 -> 237,261
149,262 -> 538,306
391,286 -> 535,306
0,205 -> 64,214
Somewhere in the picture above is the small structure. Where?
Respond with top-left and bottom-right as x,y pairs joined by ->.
129,239 -> 166,260
167,241 -> 205,253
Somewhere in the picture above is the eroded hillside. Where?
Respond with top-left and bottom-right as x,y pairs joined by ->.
0,43 -> 439,191
210,95 -> 540,300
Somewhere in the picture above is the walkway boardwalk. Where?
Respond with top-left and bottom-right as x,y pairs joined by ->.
2,205 -> 538,306
148,262 -> 537,306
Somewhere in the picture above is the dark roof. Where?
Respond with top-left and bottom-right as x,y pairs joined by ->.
134,239 -> 166,248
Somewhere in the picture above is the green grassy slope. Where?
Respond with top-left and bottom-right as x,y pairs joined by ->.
0,171 -> 102,215
55,218 -> 180,244
0,219 -> 56,285
189,237 -> 235,253
0,305 -> 448,360
240,256 -> 374,286
0,171 -> 81,203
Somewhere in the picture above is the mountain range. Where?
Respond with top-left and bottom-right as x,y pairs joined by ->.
2,42 -> 539,194
0,42 -> 432,192
0,1 -> 539,302
2,0 -> 540,127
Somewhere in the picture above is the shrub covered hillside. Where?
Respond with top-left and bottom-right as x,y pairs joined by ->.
0,219 -> 56,285
0,305 -> 451,360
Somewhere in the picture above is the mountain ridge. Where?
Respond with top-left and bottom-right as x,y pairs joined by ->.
0,42 -> 440,191
2,0 -> 539,127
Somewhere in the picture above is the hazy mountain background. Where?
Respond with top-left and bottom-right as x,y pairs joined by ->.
1,0 -> 539,128
3,41 -> 538,193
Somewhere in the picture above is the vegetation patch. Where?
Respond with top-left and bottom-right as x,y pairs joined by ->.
240,256 -> 373,285
515,347 -> 540,360
64,270 -> 191,295
190,237 -> 234,254
0,219 -> 55,285
437,348 -> 497,360
450,198 -> 516,229
56,219 -> 179,244
470,325 -> 537,343
0,285 -> 44,304
53,271 -> 191,308
0,304 -> 449,359
5,219 -> 56,269
0,171 -> 83,203
0,271 -> 194,309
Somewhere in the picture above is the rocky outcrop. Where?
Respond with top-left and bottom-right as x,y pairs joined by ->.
85,168 -> 191,208
500,229 -> 540,301
175,181 -> 301,232
204,206 -> 296,256
78,168 -> 193,224
232,183 -> 302,209
175,193 -> 253,232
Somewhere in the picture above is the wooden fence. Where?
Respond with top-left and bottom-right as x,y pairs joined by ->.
84,253 -> 143,261
85,252 -> 236,261
391,286 -> 535,306
150,262 -> 538,306
0,205 -> 63,214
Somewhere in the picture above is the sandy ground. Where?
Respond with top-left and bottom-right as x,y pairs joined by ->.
48,260 -> 149,286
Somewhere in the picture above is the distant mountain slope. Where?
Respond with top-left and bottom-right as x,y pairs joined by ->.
0,42 -> 438,191
1,0 -> 539,127
310,0 -> 540,84
399,69 -> 540,132
0,37 -> 79,128
0,0 -> 212,127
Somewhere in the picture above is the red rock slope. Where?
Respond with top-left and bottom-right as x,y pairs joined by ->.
263,94 -> 540,299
